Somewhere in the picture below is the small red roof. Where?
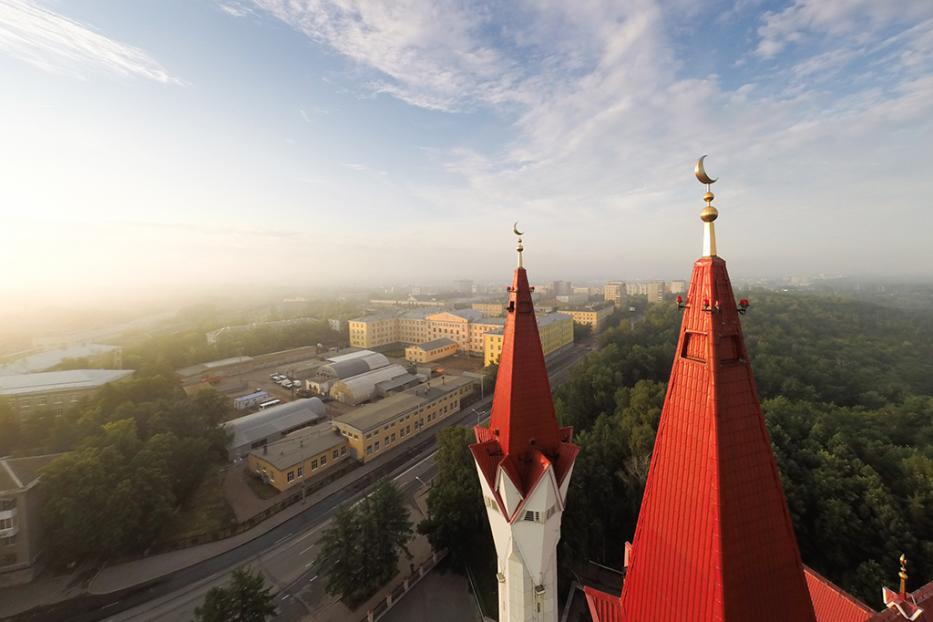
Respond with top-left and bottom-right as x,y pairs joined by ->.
871,580 -> 933,621
806,567 -> 874,622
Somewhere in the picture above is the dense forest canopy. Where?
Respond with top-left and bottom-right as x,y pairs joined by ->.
556,291 -> 933,606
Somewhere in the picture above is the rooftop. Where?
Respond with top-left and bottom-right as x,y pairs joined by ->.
410,338 -> 458,351
224,398 -> 327,450
249,422 -> 345,470
335,375 -> 472,433
0,453 -> 65,492
0,344 -> 120,376
0,369 -> 134,397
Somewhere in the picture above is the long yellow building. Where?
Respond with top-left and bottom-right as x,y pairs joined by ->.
332,376 -> 474,462
348,308 -> 504,355
557,302 -> 614,332
483,312 -> 573,366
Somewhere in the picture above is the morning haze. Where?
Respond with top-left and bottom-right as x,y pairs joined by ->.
1,3 -> 932,621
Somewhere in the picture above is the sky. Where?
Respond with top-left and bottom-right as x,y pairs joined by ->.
1,0 -> 932,308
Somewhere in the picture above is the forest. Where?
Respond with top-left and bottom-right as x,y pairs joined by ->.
422,290 -> 932,610
556,291 -> 933,605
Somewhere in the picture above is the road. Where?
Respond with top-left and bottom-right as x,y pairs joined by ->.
8,339 -> 597,622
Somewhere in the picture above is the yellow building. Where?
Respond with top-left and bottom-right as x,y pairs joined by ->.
471,302 -> 504,317
483,312 -> 573,366
349,308 -> 503,356
347,313 -> 400,349
557,303 -> 614,332
604,281 -> 625,306
247,423 -> 349,492
405,338 -> 459,364
332,376 -> 474,462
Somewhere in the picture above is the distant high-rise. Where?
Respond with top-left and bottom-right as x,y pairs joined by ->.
551,280 -> 572,297
603,281 -> 625,305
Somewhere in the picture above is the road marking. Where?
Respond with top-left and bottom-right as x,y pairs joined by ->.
102,601 -> 121,609
299,544 -> 316,556
394,448 -> 438,481
309,575 -> 319,583
305,561 -> 314,568
280,594 -> 291,600
274,534 -> 291,546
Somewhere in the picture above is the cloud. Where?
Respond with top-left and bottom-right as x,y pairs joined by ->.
0,0 -> 180,83
218,2 -> 254,18
756,0 -> 933,59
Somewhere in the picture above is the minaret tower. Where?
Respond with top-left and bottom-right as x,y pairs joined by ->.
470,225 -> 580,622
586,157 -> 817,622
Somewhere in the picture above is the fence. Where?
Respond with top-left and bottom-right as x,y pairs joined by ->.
359,550 -> 447,622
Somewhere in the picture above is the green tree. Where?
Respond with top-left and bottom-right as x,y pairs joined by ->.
418,427 -> 489,569
320,481 -> 412,607
193,566 -> 277,622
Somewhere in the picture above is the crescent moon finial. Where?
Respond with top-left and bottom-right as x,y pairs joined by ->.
513,221 -> 523,236
695,154 -> 717,185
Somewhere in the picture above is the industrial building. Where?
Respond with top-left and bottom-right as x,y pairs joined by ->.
0,453 -> 62,587
305,350 -> 391,395
0,344 -> 122,376
246,423 -> 349,492
404,338 -> 458,363
0,369 -> 134,417
224,398 -> 327,461
329,364 -> 412,405
483,312 -> 573,366
333,376 -> 474,462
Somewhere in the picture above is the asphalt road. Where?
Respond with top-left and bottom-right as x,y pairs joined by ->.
8,339 -> 596,622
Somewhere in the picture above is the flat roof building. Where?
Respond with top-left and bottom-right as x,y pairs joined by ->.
0,370 -> 134,417
557,302 -> 614,332
223,398 -> 327,461
0,344 -> 122,376
333,376 -> 474,462
484,312 -> 573,366
0,453 -> 63,587
405,338 -> 458,364
246,423 -> 349,492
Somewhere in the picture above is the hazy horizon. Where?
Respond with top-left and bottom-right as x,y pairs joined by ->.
3,0 -> 932,310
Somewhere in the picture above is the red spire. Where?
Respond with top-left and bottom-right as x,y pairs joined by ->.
487,266 -> 561,459
614,255 -> 816,621
470,253 -> 577,505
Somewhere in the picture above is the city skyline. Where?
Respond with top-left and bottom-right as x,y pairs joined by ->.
2,0 -> 932,308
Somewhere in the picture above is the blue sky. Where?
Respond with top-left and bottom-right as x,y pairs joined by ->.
1,0 -> 932,307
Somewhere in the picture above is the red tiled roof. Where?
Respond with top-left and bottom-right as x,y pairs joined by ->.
615,256 -> 816,622
805,566 -> 874,622
471,265 -> 576,500
870,580 -> 933,621
585,586 -> 624,622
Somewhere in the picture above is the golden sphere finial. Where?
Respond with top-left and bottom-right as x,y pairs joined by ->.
700,205 -> 719,223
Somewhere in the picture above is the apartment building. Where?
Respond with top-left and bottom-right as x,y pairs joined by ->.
604,281 -> 625,305
557,302 -> 614,332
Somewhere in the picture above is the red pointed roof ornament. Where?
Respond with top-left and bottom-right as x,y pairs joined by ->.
586,156 -> 818,621
470,224 -> 577,507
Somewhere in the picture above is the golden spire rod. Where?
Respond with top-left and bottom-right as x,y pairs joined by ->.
695,155 -> 719,257
899,554 -> 908,598
513,221 -> 524,268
